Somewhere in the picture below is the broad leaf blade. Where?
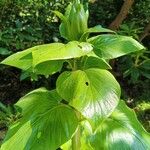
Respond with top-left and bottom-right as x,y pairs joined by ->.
56,68 -> 120,130
32,41 -> 93,66
1,42 -> 92,73
1,88 -> 78,150
88,34 -> 145,59
85,101 -> 150,150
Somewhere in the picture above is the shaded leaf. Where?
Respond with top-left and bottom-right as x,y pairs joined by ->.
34,60 -> 64,76
140,71 -> 150,79
140,59 -> 150,70
0,48 -> 12,55
80,25 -> 115,41
84,56 -> 111,69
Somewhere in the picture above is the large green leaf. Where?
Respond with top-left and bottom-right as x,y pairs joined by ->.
88,34 -> 145,59
1,41 -> 92,74
56,68 -> 120,130
83,101 -> 150,150
32,41 -> 93,67
1,88 -> 79,150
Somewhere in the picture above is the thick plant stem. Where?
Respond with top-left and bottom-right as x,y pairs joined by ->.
72,127 -> 81,150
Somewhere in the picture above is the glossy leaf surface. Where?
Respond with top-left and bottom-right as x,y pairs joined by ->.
1,88 -> 78,150
83,101 -> 150,150
32,41 -> 92,66
56,68 -> 120,129
88,34 -> 145,59
1,41 -> 92,73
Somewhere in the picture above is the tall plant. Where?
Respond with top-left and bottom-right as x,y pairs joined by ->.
1,0 -> 150,149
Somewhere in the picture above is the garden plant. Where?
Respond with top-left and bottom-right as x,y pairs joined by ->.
0,0 -> 150,149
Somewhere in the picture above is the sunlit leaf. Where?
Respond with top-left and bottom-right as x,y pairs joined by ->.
56,68 -> 120,130
1,48 -> 32,70
32,41 -> 93,66
1,88 -> 78,150
82,101 -> 150,150
1,41 -> 93,73
88,34 -> 145,59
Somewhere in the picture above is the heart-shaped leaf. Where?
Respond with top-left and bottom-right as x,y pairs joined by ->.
1,88 -> 79,150
88,34 -> 145,59
56,68 -> 120,130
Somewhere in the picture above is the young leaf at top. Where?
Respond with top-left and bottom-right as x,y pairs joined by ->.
88,34 -> 145,59
1,88 -> 79,150
55,1 -> 88,41
53,10 -> 70,41
82,101 -> 150,150
56,68 -> 121,130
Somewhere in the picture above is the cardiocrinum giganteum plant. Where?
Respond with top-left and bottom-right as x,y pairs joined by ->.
1,0 -> 150,150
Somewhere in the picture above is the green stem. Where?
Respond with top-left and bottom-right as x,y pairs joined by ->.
72,127 -> 81,150
73,59 -> 77,71
135,53 -> 140,67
